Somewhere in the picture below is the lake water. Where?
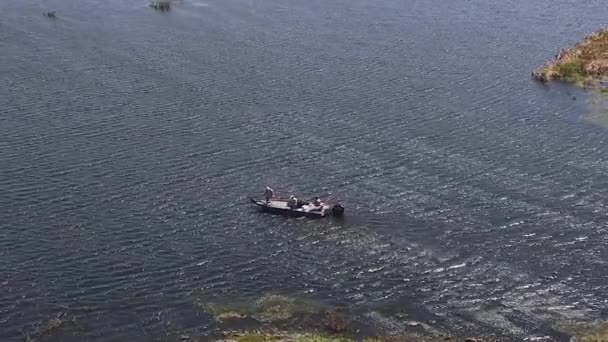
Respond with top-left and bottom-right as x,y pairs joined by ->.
2,0 -> 608,340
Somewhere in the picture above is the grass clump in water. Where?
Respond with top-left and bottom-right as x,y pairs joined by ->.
150,0 -> 171,11
216,311 -> 248,322
556,61 -> 586,83
532,28 -> 608,86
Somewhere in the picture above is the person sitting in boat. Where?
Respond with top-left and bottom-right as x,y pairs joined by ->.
264,186 -> 274,203
303,197 -> 322,212
289,195 -> 298,208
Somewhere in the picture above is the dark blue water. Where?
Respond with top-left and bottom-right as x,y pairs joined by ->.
2,0 -> 608,340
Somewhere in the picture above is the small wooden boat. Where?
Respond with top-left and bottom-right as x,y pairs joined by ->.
250,197 -> 344,218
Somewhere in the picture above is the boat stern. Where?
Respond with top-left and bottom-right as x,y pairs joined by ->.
331,203 -> 345,217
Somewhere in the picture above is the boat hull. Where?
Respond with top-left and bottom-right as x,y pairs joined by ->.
249,197 -> 343,218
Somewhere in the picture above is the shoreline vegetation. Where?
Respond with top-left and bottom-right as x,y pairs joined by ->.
532,28 -> 608,87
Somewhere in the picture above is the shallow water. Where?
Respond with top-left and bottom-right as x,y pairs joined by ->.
2,0 -> 608,340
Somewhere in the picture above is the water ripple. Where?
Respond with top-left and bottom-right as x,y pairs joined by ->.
3,0 -> 608,340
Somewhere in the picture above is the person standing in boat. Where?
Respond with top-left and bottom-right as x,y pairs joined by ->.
264,186 -> 274,203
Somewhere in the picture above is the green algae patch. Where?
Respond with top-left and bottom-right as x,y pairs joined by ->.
533,28 -> 608,87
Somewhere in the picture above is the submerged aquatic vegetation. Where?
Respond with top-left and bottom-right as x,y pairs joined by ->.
558,321 -> 608,342
222,332 -> 352,342
216,311 -> 248,322
579,88 -> 608,126
196,300 -> 254,322
532,28 -> 608,86
221,331 -> 483,342
319,310 -> 352,333
19,312 -> 78,341
197,293 -> 490,341
196,293 -> 326,324
254,294 -> 297,322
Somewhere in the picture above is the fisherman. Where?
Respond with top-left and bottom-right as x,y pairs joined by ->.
303,197 -> 321,212
264,186 -> 274,203
289,195 -> 298,208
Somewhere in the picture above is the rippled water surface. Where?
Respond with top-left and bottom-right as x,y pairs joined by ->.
2,0 -> 608,340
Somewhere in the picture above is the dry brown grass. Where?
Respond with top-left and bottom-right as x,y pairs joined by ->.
533,28 -> 608,85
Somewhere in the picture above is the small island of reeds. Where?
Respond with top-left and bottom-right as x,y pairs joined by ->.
532,28 -> 608,87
